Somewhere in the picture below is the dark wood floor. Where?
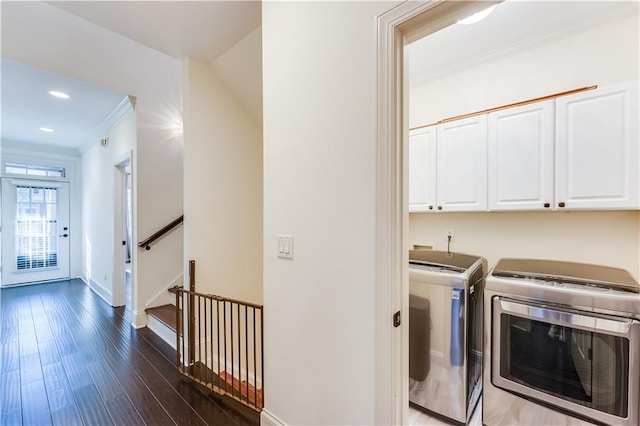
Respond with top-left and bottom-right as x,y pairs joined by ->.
0,279 -> 260,425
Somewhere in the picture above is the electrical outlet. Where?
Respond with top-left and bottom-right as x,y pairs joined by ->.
446,229 -> 455,241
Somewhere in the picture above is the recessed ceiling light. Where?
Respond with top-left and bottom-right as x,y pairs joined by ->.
48,90 -> 70,99
39,127 -> 55,133
458,5 -> 497,25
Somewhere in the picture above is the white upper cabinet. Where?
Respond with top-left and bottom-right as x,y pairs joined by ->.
488,100 -> 555,211
436,115 -> 488,212
556,80 -> 639,210
409,126 -> 437,212
408,80 -> 639,213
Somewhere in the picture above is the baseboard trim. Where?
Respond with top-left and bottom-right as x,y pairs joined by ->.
81,277 -> 113,306
261,409 -> 285,426
131,309 -> 148,329
1,276 -> 80,289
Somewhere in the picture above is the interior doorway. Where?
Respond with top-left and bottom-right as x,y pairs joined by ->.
379,0 -> 640,423
376,1 -> 502,424
113,156 -> 133,309
124,164 -> 132,308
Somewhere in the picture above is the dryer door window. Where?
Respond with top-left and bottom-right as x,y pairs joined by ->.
491,297 -> 638,424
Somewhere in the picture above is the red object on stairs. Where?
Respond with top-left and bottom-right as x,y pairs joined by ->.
218,371 -> 263,408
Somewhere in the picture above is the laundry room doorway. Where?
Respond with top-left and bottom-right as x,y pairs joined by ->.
376,1 -> 501,423
378,1 -> 640,423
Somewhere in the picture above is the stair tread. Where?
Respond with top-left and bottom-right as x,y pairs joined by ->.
146,304 -> 178,332
187,362 -> 263,409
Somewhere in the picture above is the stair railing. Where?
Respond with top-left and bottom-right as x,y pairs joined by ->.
169,260 -> 264,411
137,215 -> 184,250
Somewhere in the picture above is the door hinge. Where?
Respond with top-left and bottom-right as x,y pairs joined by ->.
393,311 -> 401,327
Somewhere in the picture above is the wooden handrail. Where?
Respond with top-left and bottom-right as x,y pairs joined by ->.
169,286 -> 264,310
137,215 -> 184,250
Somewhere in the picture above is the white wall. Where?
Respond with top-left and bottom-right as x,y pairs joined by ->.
262,2 -> 399,424
410,13 -> 639,126
183,58 -> 262,304
2,2 -> 184,327
135,94 -> 184,320
81,104 -> 135,304
409,11 -> 640,280
410,211 -> 640,280
211,26 -> 263,127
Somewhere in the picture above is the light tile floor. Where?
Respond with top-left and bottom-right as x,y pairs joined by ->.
408,397 -> 482,425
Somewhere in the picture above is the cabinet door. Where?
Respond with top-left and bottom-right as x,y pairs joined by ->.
556,80 -> 639,210
436,115 -> 488,212
488,100 -> 555,211
409,126 -> 436,212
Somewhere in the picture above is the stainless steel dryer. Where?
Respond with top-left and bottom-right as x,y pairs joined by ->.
483,258 -> 640,426
409,250 -> 487,424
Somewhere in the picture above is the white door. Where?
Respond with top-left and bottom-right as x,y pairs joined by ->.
436,115 -> 488,212
488,100 -> 555,211
556,80 -> 639,210
1,178 -> 70,286
408,126 -> 437,212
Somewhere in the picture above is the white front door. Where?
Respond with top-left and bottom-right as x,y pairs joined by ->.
1,178 -> 70,286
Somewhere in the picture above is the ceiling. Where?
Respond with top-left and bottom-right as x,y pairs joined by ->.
48,1 -> 261,64
1,1 -> 261,153
1,58 -> 128,151
407,0 -> 639,87
2,1 -> 636,153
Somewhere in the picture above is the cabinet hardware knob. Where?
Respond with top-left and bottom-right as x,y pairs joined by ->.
437,206 -> 443,211
558,202 -> 566,208
428,205 -> 433,210
543,203 -> 550,208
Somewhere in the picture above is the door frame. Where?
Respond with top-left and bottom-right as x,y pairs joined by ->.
0,177 -> 71,286
0,147 -> 81,288
112,153 -> 133,307
375,1 -> 502,423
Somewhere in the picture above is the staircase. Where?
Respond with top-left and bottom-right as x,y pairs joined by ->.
146,301 -> 263,412
146,304 -> 178,349
168,268 -> 264,412
138,215 -> 184,349
140,220 -> 262,410
144,261 -> 263,412
185,361 -> 264,409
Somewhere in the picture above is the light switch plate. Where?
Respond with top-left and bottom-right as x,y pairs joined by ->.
277,234 -> 294,259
